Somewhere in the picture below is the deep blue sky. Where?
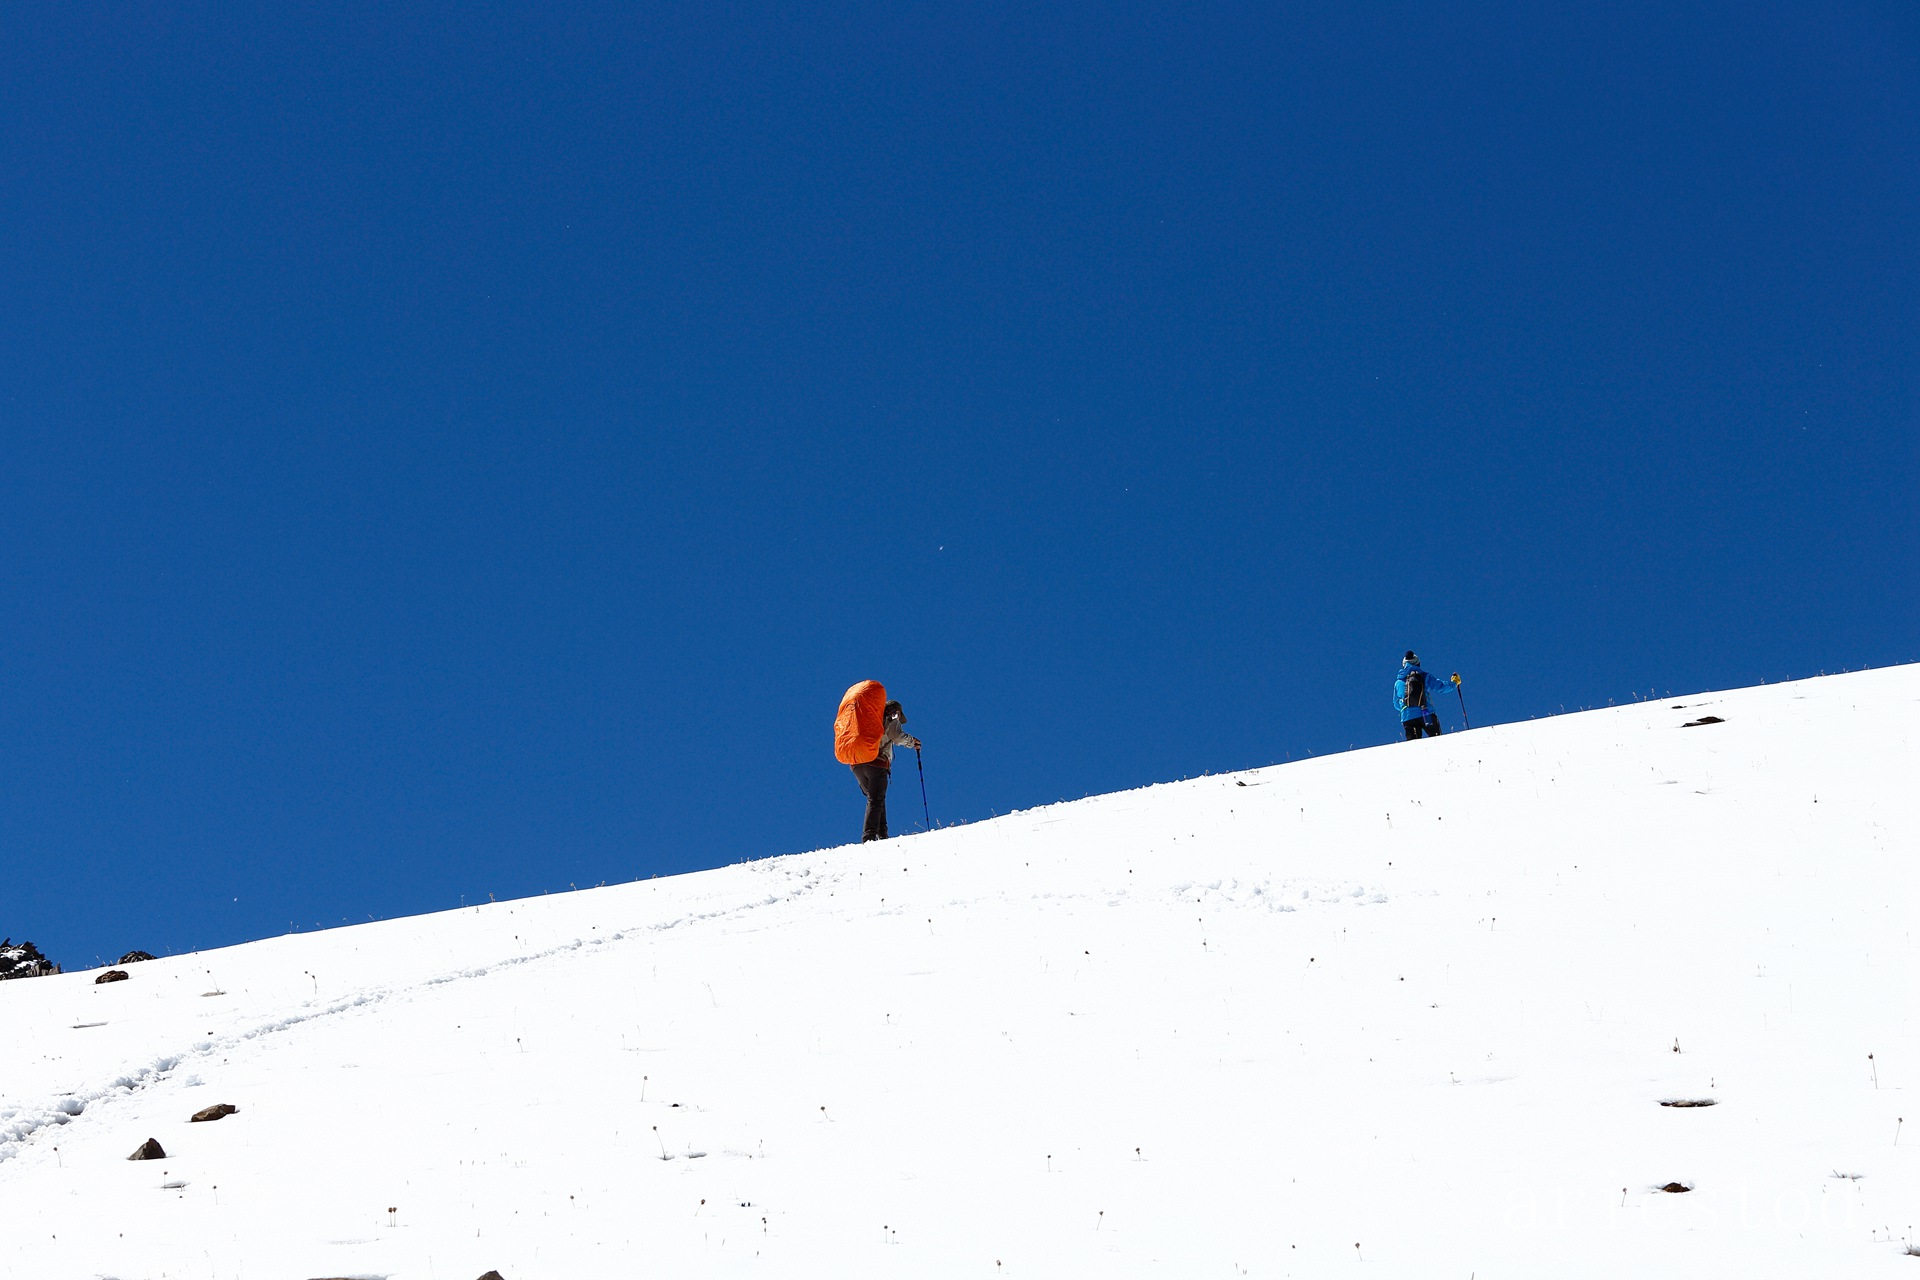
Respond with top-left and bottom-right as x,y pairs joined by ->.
3,2 -> 1913,965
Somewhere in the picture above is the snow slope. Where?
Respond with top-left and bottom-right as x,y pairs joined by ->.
2,667 -> 1915,1279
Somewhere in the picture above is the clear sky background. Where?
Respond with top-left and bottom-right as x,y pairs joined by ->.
3,2 -> 1914,966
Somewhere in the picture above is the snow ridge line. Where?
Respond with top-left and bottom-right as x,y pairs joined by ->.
0,872 -> 838,1169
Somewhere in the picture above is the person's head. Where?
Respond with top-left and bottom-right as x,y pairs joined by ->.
884,699 -> 904,723
1404,650 -> 1419,665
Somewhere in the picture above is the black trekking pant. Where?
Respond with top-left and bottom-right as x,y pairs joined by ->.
1403,715 -> 1442,740
851,761 -> 891,841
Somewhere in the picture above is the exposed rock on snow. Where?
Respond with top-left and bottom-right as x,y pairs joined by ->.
189,1104 -> 239,1123
94,969 -> 130,984
0,939 -> 55,980
117,950 -> 156,964
127,1138 -> 165,1161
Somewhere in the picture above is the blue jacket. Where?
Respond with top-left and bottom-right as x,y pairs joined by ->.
1394,662 -> 1443,724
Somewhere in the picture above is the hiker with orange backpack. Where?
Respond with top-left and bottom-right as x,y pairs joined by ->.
834,680 -> 921,842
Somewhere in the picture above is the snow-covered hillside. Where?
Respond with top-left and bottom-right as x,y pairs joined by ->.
3,668 -> 1915,1278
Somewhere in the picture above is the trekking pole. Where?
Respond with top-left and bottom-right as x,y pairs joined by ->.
915,747 -> 931,831
1451,673 -> 1470,729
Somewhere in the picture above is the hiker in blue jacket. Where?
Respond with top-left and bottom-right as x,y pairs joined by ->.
1395,651 -> 1450,740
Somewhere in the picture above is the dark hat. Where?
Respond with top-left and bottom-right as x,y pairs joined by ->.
1404,651 -> 1418,663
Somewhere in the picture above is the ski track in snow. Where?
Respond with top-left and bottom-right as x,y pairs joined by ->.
3,858 -> 1384,1167
0,870 -> 840,1166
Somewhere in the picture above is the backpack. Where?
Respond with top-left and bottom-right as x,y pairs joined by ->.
834,680 -> 888,765
1404,668 -> 1427,710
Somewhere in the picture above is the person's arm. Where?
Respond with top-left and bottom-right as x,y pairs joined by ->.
882,718 -> 921,752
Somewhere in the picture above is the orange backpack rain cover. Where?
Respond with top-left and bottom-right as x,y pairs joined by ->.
834,680 -> 887,765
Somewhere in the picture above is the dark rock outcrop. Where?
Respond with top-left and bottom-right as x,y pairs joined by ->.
0,939 -> 57,980
477,1271 -> 508,1280
190,1104 -> 239,1123
128,1138 -> 166,1161
118,950 -> 156,964
95,969 -> 130,984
